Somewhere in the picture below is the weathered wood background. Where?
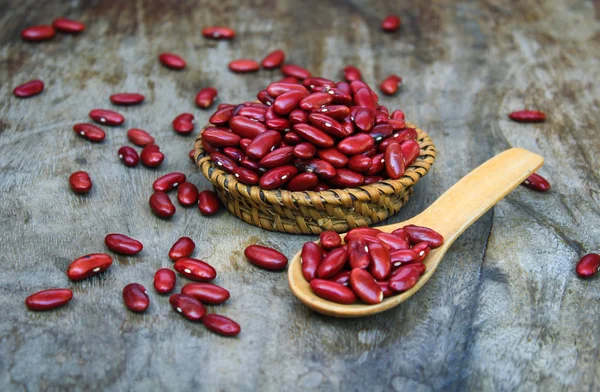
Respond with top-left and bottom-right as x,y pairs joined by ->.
1,0 -> 599,391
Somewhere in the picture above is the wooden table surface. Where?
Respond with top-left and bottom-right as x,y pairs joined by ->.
1,1 -> 599,391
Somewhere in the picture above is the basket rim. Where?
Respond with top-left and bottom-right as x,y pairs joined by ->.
193,122 -> 436,207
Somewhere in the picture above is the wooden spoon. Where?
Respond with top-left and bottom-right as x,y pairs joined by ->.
288,148 -> 544,317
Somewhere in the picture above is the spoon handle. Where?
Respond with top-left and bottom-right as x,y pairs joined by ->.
397,148 -> 544,243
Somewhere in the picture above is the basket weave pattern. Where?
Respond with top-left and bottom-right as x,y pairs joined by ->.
193,123 -> 436,234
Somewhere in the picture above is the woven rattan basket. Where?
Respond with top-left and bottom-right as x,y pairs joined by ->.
193,122 -> 435,234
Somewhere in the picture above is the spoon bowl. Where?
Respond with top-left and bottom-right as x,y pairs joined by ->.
288,148 -> 544,317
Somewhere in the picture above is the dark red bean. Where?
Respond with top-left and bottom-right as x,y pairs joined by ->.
377,281 -> 394,297
331,270 -> 350,285
381,15 -> 401,32
189,149 -> 196,163
301,242 -> 323,281
229,116 -> 267,138
195,87 -> 218,108
348,155 -> 372,173
122,283 -> 149,313
178,182 -> 199,206
576,254 -> 600,278
154,268 -> 176,294
293,123 -> 335,148
257,89 -> 275,106
238,106 -> 267,122
173,113 -> 195,135
279,76 -> 301,84
307,113 -> 347,138
327,88 -> 353,105
287,172 -> 319,191
89,109 -> 124,126
52,17 -> 85,33
25,289 -> 72,311
349,268 -> 383,304
293,143 -> 317,159
259,165 -> 298,190
521,173 -> 551,192
159,53 -> 186,70
353,107 -> 375,132
380,75 -> 402,95
266,117 -> 291,131
320,231 -> 342,250
385,143 -> 405,179
389,265 -> 420,292
202,26 -> 236,39
181,283 -> 230,304
391,110 -> 405,120
390,249 -> 420,266
391,227 -> 410,242
274,90 -> 309,116
403,225 -> 444,248
229,59 -> 260,73
299,92 -> 333,111
202,314 -> 241,336
118,146 -> 139,167
141,145 -> 164,168
233,166 -> 260,185
412,242 -> 430,263
284,131 -> 302,145
174,258 -> 217,281
73,123 -> 105,142
223,147 -> 244,163
110,93 -> 144,106
310,279 -> 356,304
13,80 -> 44,98
69,171 -> 92,194
354,88 -> 377,112
169,237 -> 195,260
377,233 -> 409,251
317,148 -> 349,168
211,152 -> 238,173
369,124 -> 393,142
198,190 -> 221,215
244,245 -> 288,270
262,49 -> 285,69
367,241 -> 391,280
267,82 -> 309,97
246,131 -> 283,160
296,158 -> 337,179
170,294 -> 206,321
347,236 -> 370,269
281,64 -> 311,80
303,77 -> 336,89
149,191 -> 176,218
400,140 -> 420,166
289,109 -> 309,124
343,66 -> 362,82
21,25 -> 55,41
316,105 -> 350,120
346,227 -> 383,241
67,253 -> 112,281
363,175 -> 382,185
317,247 -> 348,278
314,182 -> 330,191
375,110 -> 389,124
329,169 -> 364,188
105,234 -> 143,255
259,146 -> 295,168
127,128 -> 154,146
209,106 -> 235,125
509,110 -> 546,123
338,133 -> 375,155
153,172 -> 186,192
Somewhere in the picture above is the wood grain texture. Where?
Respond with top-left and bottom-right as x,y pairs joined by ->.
0,0 -> 599,391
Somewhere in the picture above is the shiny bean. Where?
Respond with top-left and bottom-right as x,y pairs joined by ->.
174,258 -> 217,281
244,245 -> 288,270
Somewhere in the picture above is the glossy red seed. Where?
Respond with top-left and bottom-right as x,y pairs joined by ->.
385,142 -> 405,179
262,49 -> 285,69
159,53 -> 186,70
52,17 -> 85,33
110,93 -> 144,105
307,113 -> 347,138
331,270 -> 350,285
210,106 -> 235,125
169,237 -> 196,260
118,146 -> 139,167
174,258 -> 217,281
293,143 -> 317,159
289,109 -> 309,124
198,190 -> 221,215
202,26 -> 236,39
153,172 -> 186,192
202,314 -> 241,336
233,166 -> 260,185
389,265 -> 420,292
149,191 -> 176,218
154,268 -> 176,294
196,88 -> 218,108
246,131 -> 283,160
343,66 -> 362,82
412,242 -> 430,263
377,281 -> 394,297
293,123 -> 335,148
400,139 -> 421,166
281,64 -> 311,80
367,241 -> 392,280
69,171 -> 92,194
122,283 -> 149,313
229,116 -> 267,138
317,247 -> 348,278
320,231 -> 342,250
172,113 -> 194,135
380,75 -> 402,96
301,242 -> 323,281
229,59 -> 260,73
348,155 -> 372,173
403,225 -> 444,248
346,227 -> 383,241
381,15 -> 401,32
223,147 -> 244,163
303,77 -> 336,89
21,25 -> 56,41
391,110 -> 405,120
73,123 -> 105,142
105,234 -> 143,255
508,110 -> 546,123
25,289 -> 73,311
177,182 -> 199,206
260,146 -> 295,168
377,233 -> 410,251
189,149 -> 196,163
181,283 -> 230,304
347,236 -> 370,269
287,172 -> 319,191
316,105 -> 350,120
13,80 -> 44,98
266,82 -> 308,97
244,245 -> 288,270
296,159 -> 337,179
238,106 -> 267,122
170,294 -> 206,321
521,173 -> 551,192
349,268 -> 384,304
141,145 -> 164,168
259,165 -> 298,190
89,109 -> 124,126
337,133 -> 375,155
127,128 -> 154,146
354,88 -> 377,112
299,92 -> 333,111
310,279 -> 356,304
67,253 -> 112,281
316,148 -> 349,168
274,90 -> 309,116
576,254 -> 600,278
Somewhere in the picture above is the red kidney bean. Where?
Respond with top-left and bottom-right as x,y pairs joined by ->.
403,225 -> 444,248
259,165 -> 298,189
377,233 -> 409,251
380,75 -> 402,95
223,147 -> 244,163
181,283 -> 230,304
189,149 -> 196,163
13,80 -> 44,98
320,231 -> 342,250
267,82 -> 308,97
381,15 -> 401,32
412,242 -> 430,263
174,258 -> 217,281
67,253 -> 112,281
202,314 -> 241,336
343,66 -> 362,82
233,166 -> 259,185
390,249 -> 419,267
257,90 -> 275,106
153,172 -> 186,192
521,173 -> 551,192
25,288 -> 73,311
265,118 -> 291,131
390,119 -> 409,132
293,123 -> 334,148
159,53 -> 186,70
118,146 -> 139,167
389,265 -> 419,292
170,294 -> 206,321
110,93 -> 144,105
314,182 -> 330,191
369,124 -> 393,142
177,182 -> 199,206
347,236 -> 370,269
331,270 -> 350,286
377,281 -> 394,297
21,25 -> 55,41
384,143 -> 405,179
259,146 -> 294,168
317,247 -> 348,278
210,152 -> 238,173
210,105 -> 235,125
363,175 -> 382,185
316,105 -> 350,120
287,172 -> 319,191
273,90 -> 309,116
105,234 -> 143,255
195,87 -> 218,108
229,116 -> 267,138
307,113 -> 347,138
353,107 -> 375,132
89,109 -> 124,126
346,227 -> 383,241
172,113 -> 194,135
149,191 -> 176,218
391,110 -> 405,120
202,26 -> 235,39
289,109 -> 309,125
337,133 -> 375,155
348,155 -> 372,173
73,123 -> 105,142
293,143 -> 317,159
301,242 -> 323,281
576,253 -> 600,278
310,279 -> 356,304
141,145 -> 164,168
367,241 -> 391,280
400,139 -> 420,166
317,148 -> 349,168
244,245 -> 288,270
122,283 -> 149,313
238,106 -> 267,122
281,64 -> 311,80
203,129 -> 241,148
329,169 -> 365,188
378,130 -> 414,152
239,139 -> 252,152
52,17 -> 85,33
169,237 -> 195,260
354,88 -> 377,112
127,128 -> 154,146
69,171 -> 92,194
509,110 -> 546,123
229,59 -> 260,73
299,92 -> 333,111
296,158 -> 337,179
327,88 -> 353,105
262,49 -> 285,69
303,77 -> 336,89
350,268 -> 383,304
391,227 -> 410,242
283,131 -> 302,145
154,268 -> 176,294
198,190 -> 221,215
246,131 -> 283,160
375,111 -> 389,124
